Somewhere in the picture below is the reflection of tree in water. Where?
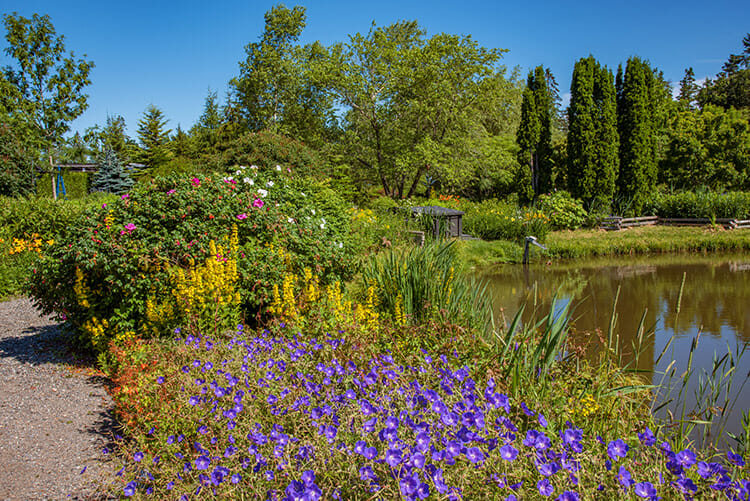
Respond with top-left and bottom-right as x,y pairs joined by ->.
483,255 -> 750,374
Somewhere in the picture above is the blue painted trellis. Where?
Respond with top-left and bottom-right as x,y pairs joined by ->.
55,165 -> 67,199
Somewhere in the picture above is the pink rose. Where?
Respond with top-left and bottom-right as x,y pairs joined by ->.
236,213 -> 247,220
252,198 -> 264,208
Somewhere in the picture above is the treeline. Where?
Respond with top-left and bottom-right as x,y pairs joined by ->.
2,7 -> 749,212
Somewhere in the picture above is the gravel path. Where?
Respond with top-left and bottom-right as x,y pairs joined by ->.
0,298 -> 117,500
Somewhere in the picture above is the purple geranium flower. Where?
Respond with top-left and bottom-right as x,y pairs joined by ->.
607,439 -> 629,461
499,444 -> 518,461
634,482 -> 657,498
538,478 -> 554,496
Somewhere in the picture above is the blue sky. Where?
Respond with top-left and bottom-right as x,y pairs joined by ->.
2,0 -> 747,139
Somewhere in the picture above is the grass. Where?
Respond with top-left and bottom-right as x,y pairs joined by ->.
458,226 -> 750,268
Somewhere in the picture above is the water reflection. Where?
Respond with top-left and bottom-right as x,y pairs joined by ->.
481,253 -> 750,446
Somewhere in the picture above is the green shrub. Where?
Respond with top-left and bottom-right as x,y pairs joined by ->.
36,170 -> 92,199
647,190 -> 750,219
30,169 -> 359,354
463,199 -> 550,242
538,191 -> 588,230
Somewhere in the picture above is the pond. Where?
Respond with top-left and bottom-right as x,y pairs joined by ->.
481,253 -> 750,449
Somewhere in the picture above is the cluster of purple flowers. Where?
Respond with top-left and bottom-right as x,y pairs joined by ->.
115,326 -> 749,500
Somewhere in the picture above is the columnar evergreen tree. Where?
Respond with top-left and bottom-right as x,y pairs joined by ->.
567,56 -> 618,207
90,148 -> 133,194
616,57 -> 659,214
517,66 -> 553,200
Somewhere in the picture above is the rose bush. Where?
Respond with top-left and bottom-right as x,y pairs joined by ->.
30,166 -> 359,355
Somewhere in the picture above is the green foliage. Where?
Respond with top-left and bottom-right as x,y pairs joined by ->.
698,33 -> 750,110
137,105 -> 172,171
90,149 -> 134,195
537,190 -> 588,230
660,106 -> 750,191
462,198 -> 550,242
2,12 -> 94,172
321,20 -> 505,199
29,170 -> 359,354
362,241 -> 494,336
230,4 -> 334,147
0,194 -> 109,299
517,66 -> 554,198
644,190 -> 750,219
211,130 -> 323,178
567,56 -> 618,207
617,57 -> 665,215
36,170 -> 91,199
0,121 -> 34,196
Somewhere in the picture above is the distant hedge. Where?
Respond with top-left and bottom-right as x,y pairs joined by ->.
36,170 -> 92,199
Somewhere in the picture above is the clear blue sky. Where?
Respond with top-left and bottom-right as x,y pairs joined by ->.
2,0 -> 747,138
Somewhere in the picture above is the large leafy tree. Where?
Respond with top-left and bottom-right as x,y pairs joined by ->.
137,105 -> 172,170
231,4 -> 334,147
517,66 -> 554,200
660,105 -> 750,190
567,56 -> 618,208
2,12 -> 94,198
321,20 -> 504,199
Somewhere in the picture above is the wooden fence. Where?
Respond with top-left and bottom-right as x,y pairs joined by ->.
601,216 -> 750,231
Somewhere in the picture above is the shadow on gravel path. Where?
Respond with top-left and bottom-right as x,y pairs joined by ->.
0,298 -> 120,500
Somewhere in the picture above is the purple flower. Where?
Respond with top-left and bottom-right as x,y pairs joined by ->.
195,455 -> 210,470
618,466 -> 634,488
499,444 -> 518,461
538,461 -> 560,477
638,427 -> 656,446
156,376 -> 165,384
634,482 -> 657,498
521,402 -> 535,416
538,478 -> 554,496
231,473 -> 241,484
676,449 -> 696,468
466,447 -> 484,464
607,439 -> 629,461
385,448 -> 402,467
728,451 -> 745,466
538,413 -> 548,428
359,465 -> 377,482
133,451 -> 144,462
557,491 -> 579,501
123,481 -> 137,497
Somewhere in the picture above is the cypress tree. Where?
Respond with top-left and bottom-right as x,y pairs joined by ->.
517,66 -> 554,200
617,57 -> 657,214
90,148 -> 133,195
567,56 -> 618,207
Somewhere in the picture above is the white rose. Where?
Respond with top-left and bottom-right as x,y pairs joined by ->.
275,165 -> 282,171
267,181 -> 274,187
258,188 -> 268,197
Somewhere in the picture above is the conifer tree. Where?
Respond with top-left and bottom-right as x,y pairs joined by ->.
567,56 -> 618,207
90,148 -> 133,195
137,105 -> 172,170
517,66 -> 554,199
617,57 -> 658,214
678,67 -> 699,110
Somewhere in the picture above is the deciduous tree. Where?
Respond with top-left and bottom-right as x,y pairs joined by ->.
2,12 -> 94,198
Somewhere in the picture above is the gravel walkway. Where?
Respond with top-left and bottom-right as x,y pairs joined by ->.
0,298 -> 117,500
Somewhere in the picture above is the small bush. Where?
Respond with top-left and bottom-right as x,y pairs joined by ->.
538,191 -> 587,230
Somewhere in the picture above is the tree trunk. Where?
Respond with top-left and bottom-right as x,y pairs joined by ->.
49,152 -> 56,200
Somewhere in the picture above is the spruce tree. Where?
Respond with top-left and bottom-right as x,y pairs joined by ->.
617,57 -> 658,214
678,68 -> 698,110
90,148 -> 133,195
517,66 -> 554,200
567,56 -> 618,207
137,105 -> 172,170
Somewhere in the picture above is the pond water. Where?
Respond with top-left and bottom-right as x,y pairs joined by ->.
481,253 -> 750,449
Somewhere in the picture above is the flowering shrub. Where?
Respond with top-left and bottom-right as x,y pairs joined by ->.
109,326 -> 749,500
463,199 -> 551,242
30,168 -> 359,354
